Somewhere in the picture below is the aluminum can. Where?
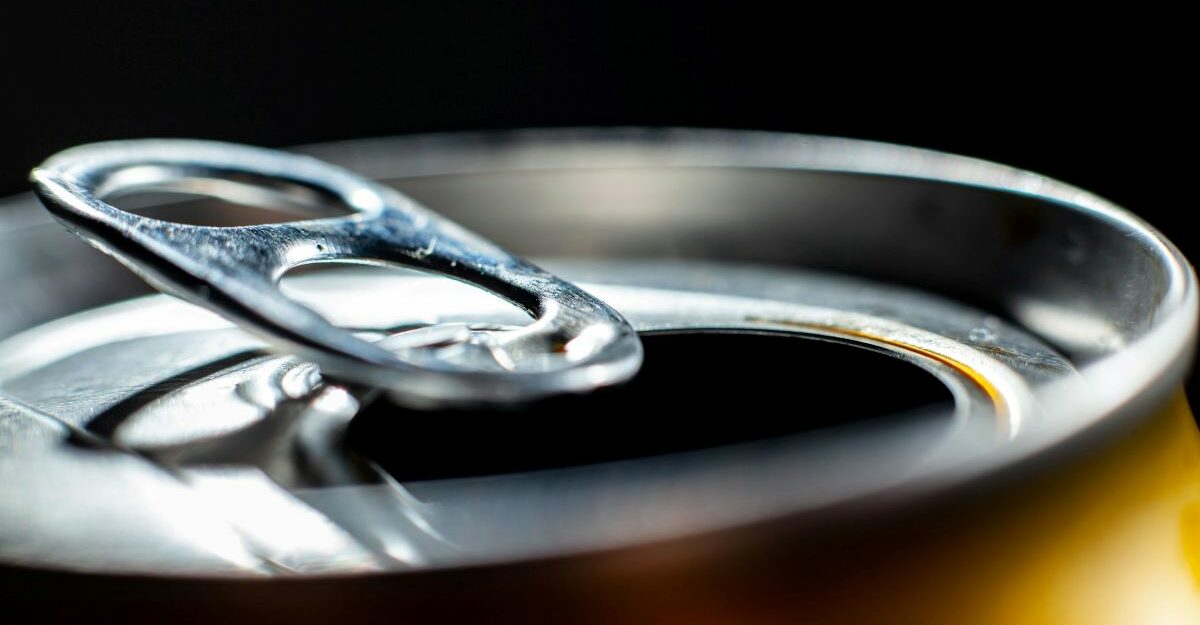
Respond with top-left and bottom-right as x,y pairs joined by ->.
1,129 -> 1196,624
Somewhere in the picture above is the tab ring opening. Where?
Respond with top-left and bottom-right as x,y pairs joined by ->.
31,140 -> 643,407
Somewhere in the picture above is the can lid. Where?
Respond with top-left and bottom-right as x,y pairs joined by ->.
0,260 -> 1069,575
0,128 -> 1193,579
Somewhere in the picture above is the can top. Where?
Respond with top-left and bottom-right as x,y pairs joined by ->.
0,129 -> 1193,577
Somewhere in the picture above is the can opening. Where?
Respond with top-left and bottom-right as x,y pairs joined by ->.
347,331 -> 956,480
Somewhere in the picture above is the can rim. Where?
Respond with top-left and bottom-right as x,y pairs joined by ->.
300,128 -> 1196,425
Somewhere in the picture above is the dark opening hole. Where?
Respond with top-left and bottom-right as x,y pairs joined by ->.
347,332 -> 956,480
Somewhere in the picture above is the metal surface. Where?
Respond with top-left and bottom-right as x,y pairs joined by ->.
30,140 -> 642,407
0,262 -> 1072,574
0,129 -> 1196,587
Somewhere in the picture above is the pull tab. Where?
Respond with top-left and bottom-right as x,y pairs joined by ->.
31,140 -> 643,406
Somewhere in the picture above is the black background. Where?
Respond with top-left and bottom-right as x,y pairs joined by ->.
2,3 -> 1195,399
